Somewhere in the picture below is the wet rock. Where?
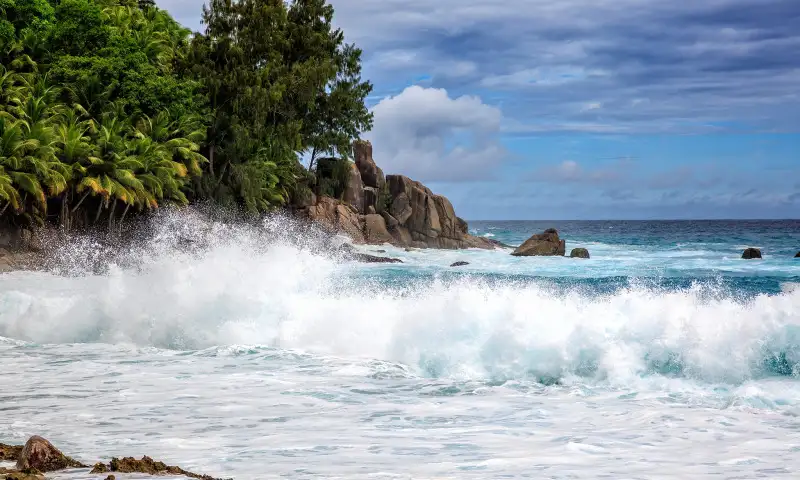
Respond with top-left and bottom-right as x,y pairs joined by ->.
570,248 -> 590,259
0,443 -> 23,462
105,476 -> 116,480
376,249 -> 386,253
0,467 -> 44,480
93,456 -> 226,480
16,436 -> 85,472
450,261 -> 469,267
742,248 -> 762,259
512,228 -> 566,257
363,214 -> 393,244
306,197 -> 365,244
795,251 -> 799,258
91,463 -> 109,473
352,253 -> 403,264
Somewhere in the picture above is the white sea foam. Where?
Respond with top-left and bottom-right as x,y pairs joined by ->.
0,209 -> 798,385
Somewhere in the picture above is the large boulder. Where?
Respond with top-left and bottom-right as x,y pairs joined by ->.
363,186 -> 379,214
342,163 -> 364,213
570,248 -> 590,259
354,140 -> 385,189
16,436 -> 84,472
363,214 -> 394,244
512,228 -> 566,257
306,197 -> 365,243
742,248 -> 762,259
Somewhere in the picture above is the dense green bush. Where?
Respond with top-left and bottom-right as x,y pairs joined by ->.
0,0 -> 372,229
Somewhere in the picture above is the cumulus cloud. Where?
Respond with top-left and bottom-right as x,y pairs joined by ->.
363,86 -> 505,182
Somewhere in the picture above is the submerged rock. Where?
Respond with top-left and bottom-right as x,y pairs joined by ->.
512,228 -> 566,257
16,436 -> 85,472
742,248 -> 762,259
570,248 -> 590,259
450,261 -> 470,267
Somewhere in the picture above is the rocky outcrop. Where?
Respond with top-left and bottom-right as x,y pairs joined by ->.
306,197 -> 365,244
16,436 -> 85,472
742,248 -> 762,259
795,251 -> 799,258
1,436 -> 225,480
302,141 -> 496,250
384,174 -> 494,250
512,229 -> 566,257
0,467 -> 44,480
354,140 -> 385,189
1,443 -> 23,461
91,456 -> 223,479
343,163 -> 364,213
363,214 -> 393,244
450,261 -> 469,267
570,248 -> 590,259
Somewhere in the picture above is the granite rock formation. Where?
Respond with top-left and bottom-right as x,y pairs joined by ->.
512,228 -> 566,257
570,248 -> 590,259
303,141 -> 496,250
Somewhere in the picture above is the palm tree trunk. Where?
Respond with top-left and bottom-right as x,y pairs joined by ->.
94,200 -> 104,225
119,203 -> 130,232
60,192 -> 69,231
208,144 -> 215,176
72,191 -> 91,213
107,200 -> 117,231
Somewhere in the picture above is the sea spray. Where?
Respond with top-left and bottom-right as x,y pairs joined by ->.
1,209 -> 799,385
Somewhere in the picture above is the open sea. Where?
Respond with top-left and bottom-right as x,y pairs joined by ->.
1,212 -> 799,479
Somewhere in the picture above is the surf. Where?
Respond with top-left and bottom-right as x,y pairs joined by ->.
0,209 -> 798,387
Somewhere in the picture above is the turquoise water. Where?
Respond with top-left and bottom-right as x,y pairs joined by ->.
0,212 -> 799,478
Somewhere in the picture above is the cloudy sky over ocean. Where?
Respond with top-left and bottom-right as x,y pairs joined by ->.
161,0 -> 799,219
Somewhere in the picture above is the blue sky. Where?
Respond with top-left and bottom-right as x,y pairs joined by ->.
161,0 -> 800,219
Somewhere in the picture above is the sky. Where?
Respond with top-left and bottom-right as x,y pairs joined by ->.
160,0 -> 799,220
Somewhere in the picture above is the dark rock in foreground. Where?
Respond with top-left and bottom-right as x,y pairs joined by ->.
512,228 -> 566,257
570,248 -> 590,259
0,443 -> 23,461
0,467 -> 44,480
16,436 -> 85,472
795,251 -> 799,258
91,456 -> 225,480
742,248 -> 762,259
450,261 -> 469,267
0,436 -> 227,480
352,253 -> 403,264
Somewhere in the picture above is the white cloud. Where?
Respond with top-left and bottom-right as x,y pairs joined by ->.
364,86 -> 505,182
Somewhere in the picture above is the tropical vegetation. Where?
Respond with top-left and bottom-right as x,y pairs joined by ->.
0,0 -> 372,230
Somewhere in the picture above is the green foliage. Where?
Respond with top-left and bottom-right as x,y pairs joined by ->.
0,0 -> 373,228
315,157 -> 350,200
377,182 -> 391,214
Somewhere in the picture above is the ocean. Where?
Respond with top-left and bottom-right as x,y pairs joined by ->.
1,212 -> 799,479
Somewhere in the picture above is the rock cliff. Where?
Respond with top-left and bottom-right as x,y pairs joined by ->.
303,141 -> 496,250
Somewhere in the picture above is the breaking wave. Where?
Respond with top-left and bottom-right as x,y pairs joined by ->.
0,209 -> 798,386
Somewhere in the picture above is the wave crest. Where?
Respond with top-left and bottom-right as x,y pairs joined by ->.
1,209 -> 798,385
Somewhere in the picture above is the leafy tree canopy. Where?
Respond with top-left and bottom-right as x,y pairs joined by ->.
0,0 -> 373,229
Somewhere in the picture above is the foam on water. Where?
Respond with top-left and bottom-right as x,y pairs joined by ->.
0,209 -> 798,385
1,210 -> 799,478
